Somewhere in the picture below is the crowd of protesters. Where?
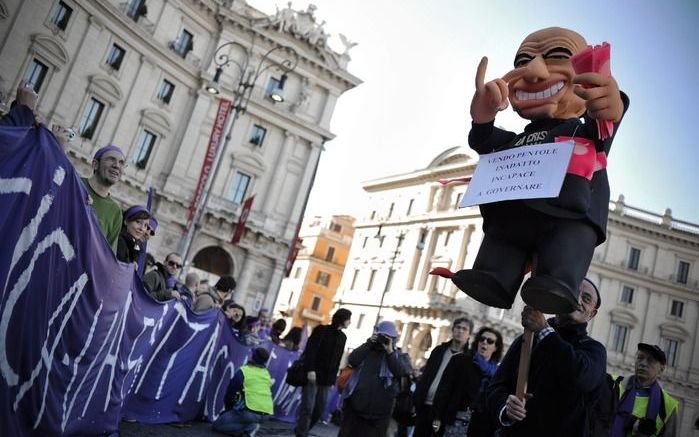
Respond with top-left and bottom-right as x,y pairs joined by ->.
2,82 -> 681,437
285,280 -> 679,437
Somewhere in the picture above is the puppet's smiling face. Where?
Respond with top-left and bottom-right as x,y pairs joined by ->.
507,27 -> 588,120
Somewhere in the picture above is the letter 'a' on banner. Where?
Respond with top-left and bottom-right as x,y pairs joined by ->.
185,99 -> 233,232
231,195 -> 255,244
460,140 -> 575,207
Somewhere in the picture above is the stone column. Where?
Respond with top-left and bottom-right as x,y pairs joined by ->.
164,90 -> 216,195
263,260 -> 286,313
262,130 -> 296,215
235,249 -> 257,311
284,141 -> 322,239
417,227 -> 438,290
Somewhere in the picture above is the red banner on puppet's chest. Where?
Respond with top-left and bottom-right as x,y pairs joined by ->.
556,136 -> 607,181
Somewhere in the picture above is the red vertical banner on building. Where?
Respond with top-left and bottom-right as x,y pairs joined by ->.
185,98 -> 233,232
284,237 -> 303,277
231,195 -> 255,244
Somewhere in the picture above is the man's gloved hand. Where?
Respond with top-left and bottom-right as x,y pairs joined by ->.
307,371 -> 316,384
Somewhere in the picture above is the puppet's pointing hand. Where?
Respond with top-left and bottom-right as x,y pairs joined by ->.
470,57 -> 510,124
572,73 -> 624,123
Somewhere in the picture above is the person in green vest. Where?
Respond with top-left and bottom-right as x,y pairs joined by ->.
213,347 -> 274,437
611,343 -> 679,437
82,145 -> 125,252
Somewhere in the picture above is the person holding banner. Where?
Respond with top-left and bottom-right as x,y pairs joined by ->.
143,252 -> 184,301
223,301 -> 247,337
1,81 -> 39,126
82,145 -> 127,253
451,27 -> 629,314
213,347 -> 274,436
485,278 -> 606,436
193,275 -> 236,311
116,205 -> 150,264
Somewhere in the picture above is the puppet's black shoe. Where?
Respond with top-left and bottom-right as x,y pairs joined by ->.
521,275 -> 578,314
452,269 -> 514,309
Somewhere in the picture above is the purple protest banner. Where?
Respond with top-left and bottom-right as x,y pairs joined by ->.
0,126 -> 304,435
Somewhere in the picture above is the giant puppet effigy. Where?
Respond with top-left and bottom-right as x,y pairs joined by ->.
445,27 -> 628,313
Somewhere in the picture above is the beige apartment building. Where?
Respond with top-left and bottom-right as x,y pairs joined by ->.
335,146 -> 699,436
0,0 -> 360,311
275,214 -> 355,328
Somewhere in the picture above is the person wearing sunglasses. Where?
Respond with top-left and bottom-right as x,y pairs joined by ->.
143,252 -> 183,301
428,326 -> 504,436
456,327 -> 505,437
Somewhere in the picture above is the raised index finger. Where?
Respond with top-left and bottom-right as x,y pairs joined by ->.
475,56 -> 488,90
502,68 -> 520,83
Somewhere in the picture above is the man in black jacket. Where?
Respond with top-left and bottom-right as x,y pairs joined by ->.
486,278 -> 606,436
413,316 -> 473,437
294,308 -> 352,437
338,320 -> 409,437
142,252 -> 183,301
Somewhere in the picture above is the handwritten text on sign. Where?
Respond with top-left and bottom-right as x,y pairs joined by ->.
461,141 -> 575,207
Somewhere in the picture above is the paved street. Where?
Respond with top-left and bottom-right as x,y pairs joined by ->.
120,418 -> 338,436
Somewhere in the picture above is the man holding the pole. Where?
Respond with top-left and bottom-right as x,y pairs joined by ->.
485,278 -> 606,436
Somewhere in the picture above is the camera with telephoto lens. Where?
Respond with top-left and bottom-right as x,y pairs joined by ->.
378,334 -> 391,345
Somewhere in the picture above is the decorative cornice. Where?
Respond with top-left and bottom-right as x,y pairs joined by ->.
608,212 -> 699,248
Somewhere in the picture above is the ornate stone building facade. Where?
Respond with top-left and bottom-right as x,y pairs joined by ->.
335,146 -> 699,436
275,214 -> 355,328
0,0 -> 360,311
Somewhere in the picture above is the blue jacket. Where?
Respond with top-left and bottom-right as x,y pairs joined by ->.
486,319 -> 607,436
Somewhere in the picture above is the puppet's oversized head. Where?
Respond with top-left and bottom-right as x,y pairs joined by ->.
507,27 -> 587,121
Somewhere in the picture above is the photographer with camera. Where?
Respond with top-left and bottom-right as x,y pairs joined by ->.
611,343 -> 678,437
338,320 -> 409,437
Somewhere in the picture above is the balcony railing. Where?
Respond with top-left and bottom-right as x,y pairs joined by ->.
610,199 -> 699,236
301,308 -> 324,322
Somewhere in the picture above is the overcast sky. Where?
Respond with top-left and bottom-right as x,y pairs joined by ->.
248,0 -> 699,224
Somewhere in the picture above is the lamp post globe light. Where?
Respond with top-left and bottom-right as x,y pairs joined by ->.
179,35 -> 299,269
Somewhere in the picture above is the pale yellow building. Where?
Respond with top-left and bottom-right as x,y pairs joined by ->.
276,215 -> 354,328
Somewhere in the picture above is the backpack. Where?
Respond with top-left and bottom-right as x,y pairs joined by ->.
588,373 -> 624,437
392,386 -> 415,426
285,359 -> 307,387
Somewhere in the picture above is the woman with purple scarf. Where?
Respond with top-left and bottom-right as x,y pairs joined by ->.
611,343 -> 679,437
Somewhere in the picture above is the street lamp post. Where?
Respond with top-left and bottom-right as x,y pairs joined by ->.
179,36 -> 299,267
374,225 -> 405,327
